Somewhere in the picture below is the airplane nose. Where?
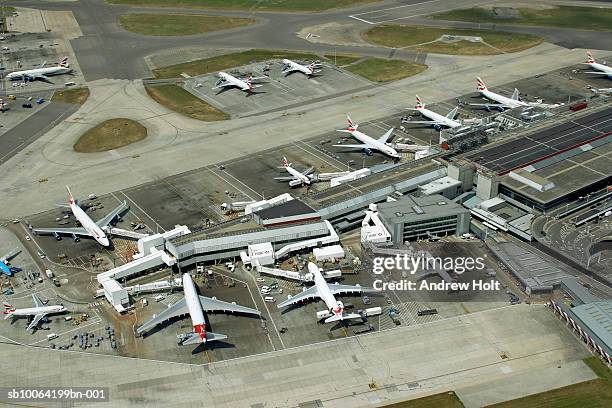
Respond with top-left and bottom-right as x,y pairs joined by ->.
101,237 -> 110,247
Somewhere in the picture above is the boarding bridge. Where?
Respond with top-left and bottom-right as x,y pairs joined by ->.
274,220 -> 339,259
107,227 -> 149,240
97,247 -> 176,283
257,266 -> 312,282
361,204 -> 392,244
96,277 -> 182,298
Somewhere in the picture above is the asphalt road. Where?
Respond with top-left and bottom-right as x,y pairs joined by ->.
9,0 -> 612,81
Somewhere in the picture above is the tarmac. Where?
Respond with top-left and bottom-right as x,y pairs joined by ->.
0,304 -> 596,408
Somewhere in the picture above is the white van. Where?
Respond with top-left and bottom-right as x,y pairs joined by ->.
47,333 -> 59,341
261,286 -> 270,292
264,296 -> 275,303
260,288 -> 271,295
154,295 -> 165,302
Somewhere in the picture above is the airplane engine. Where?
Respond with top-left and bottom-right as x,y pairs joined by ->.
71,233 -> 80,243
53,232 -> 61,241
363,148 -> 373,156
484,106 -> 492,112
497,106 -> 505,112
433,124 -> 443,131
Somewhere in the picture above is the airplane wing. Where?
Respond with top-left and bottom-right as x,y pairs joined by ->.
32,226 -> 89,237
333,143 -> 373,149
583,71 -> 611,75
301,166 -> 315,176
0,248 -> 20,264
31,294 -> 44,308
377,127 -> 394,144
136,298 -> 188,334
511,89 -> 520,101
198,296 -> 260,315
37,61 -> 46,69
327,283 -> 368,296
30,73 -> 51,82
96,201 -> 129,229
402,120 -> 445,125
469,102 -> 511,109
281,65 -> 298,74
213,79 -> 232,89
446,106 -> 459,119
27,314 -> 45,331
278,285 -> 320,308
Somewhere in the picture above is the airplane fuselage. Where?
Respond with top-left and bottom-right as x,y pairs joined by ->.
282,59 -> 315,76
183,273 -> 207,342
587,61 -> 612,77
347,130 -> 400,158
285,165 -> 311,185
216,72 -> 252,91
69,200 -> 109,247
480,89 -> 527,109
416,107 -> 462,128
7,66 -> 72,81
310,263 -> 343,317
5,305 -> 65,318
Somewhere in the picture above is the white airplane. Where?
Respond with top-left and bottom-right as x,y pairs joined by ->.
274,156 -> 315,187
590,87 -> 612,95
32,186 -> 128,247
584,51 -> 612,79
281,59 -> 322,76
4,294 -> 67,331
7,57 -> 72,82
137,273 -> 260,346
469,77 -> 531,111
278,262 -> 371,323
404,95 -> 462,131
334,115 -> 400,159
213,72 -> 265,93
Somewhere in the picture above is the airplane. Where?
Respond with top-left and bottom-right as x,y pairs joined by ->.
334,115 -> 401,159
281,59 -> 322,76
0,248 -> 21,277
213,72 -> 266,93
274,156 -> 315,187
32,186 -> 128,247
4,294 -> 67,331
277,262 -> 372,323
6,57 -> 72,82
137,273 -> 260,346
469,77 -> 532,111
404,95 -> 462,131
583,51 -> 612,79
589,87 -> 612,95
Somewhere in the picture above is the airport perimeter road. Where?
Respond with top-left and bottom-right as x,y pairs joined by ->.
9,0 -> 612,80
0,44 -> 589,218
0,305 -> 596,407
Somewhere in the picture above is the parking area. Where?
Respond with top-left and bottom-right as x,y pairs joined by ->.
183,60 -> 373,118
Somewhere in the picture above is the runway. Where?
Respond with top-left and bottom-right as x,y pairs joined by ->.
466,107 -> 612,174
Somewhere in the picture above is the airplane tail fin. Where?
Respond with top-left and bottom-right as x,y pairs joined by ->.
586,51 -> 596,64
3,303 -> 15,318
325,312 -> 362,323
476,77 -> 487,91
415,95 -> 424,109
246,75 -> 253,90
346,114 -> 358,132
181,331 -> 227,345
282,156 -> 290,168
66,185 -> 75,205
59,57 -> 69,68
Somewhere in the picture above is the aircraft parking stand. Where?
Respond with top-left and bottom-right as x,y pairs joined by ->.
183,60 -> 373,118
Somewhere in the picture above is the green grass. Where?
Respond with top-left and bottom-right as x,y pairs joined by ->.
51,88 -> 90,105
382,391 -> 465,408
486,357 -> 612,408
362,24 -> 543,55
145,84 -> 229,121
74,118 -> 147,153
152,49 -> 323,79
344,58 -> 427,83
430,6 -> 612,31
117,13 -> 255,36
108,0 -> 380,12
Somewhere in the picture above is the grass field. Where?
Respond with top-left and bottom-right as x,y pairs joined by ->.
362,25 -> 543,55
108,0 -> 380,12
344,58 -> 427,82
117,13 -> 255,36
430,6 -> 612,31
145,84 -> 229,121
51,88 -> 90,105
486,357 -> 612,408
152,49 -> 323,79
74,118 -> 147,153
382,391 -> 465,408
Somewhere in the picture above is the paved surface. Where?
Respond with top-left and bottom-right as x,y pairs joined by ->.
0,304 -> 596,407
466,107 -> 612,174
8,0 -> 612,81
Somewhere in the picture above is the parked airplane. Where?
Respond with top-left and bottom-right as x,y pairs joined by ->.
405,95 -> 462,130
281,59 -> 322,76
32,186 -> 128,247
274,157 -> 315,187
213,72 -> 266,93
278,262 -> 371,323
470,77 -> 531,111
334,115 -> 400,159
584,51 -> 612,78
4,294 -> 67,331
0,248 -> 21,277
590,87 -> 612,95
6,57 -> 72,82
137,273 -> 260,346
